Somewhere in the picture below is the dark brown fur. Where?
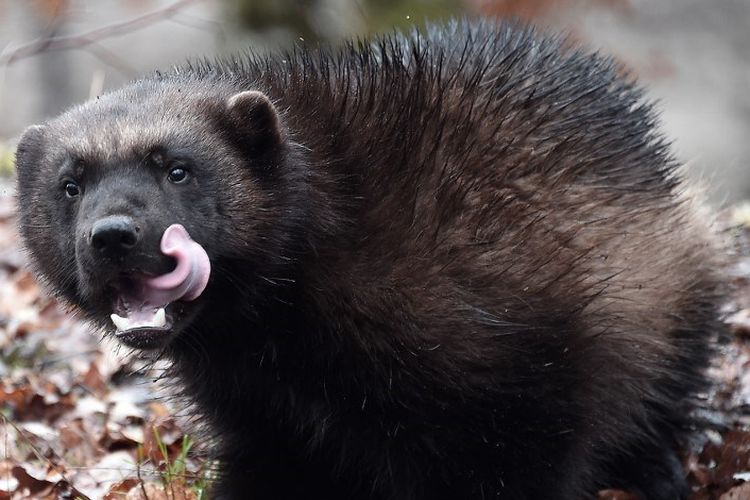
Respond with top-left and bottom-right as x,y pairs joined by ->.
16,20 -> 725,499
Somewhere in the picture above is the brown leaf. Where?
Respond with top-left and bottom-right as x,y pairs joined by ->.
59,422 -> 83,448
103,478 -> 140,500
142,417 -> 186,466
43,480 -> 91,500
99,423 -> 141,453
697,429 -> 750,490
720,482 -> 750,500
125,481 -> 196,500
82,362 -> 107,397
148,402 -> 171,419
11,465 -> 53,496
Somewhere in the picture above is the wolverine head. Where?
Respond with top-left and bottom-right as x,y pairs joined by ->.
15,77 -> 291,350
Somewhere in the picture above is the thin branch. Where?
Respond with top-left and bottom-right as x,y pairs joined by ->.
82,43 -> 138,77
0,0 -> 204,66
0,414 -> 73,484
169,11 -> 228,48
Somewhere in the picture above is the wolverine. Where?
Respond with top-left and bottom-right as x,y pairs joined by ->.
15,20 -> 725,500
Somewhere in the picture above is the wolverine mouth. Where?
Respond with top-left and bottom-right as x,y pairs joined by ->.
108,224 -> 211,349
110,294 -> 179,349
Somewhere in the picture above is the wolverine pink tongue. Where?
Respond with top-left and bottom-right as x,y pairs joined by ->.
145,224 -> 211,304
110,224 -> 210,332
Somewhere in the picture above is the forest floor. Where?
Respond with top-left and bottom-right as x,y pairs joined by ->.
2,176 -> 750,499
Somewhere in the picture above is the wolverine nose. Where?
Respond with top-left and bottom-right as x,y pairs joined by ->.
90,216 -> 140,254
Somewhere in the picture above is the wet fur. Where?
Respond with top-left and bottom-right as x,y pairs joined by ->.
16,20 -> 725,499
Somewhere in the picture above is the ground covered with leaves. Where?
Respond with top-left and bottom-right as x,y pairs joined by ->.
0,178 -> 208,499
2,177 -> 750,499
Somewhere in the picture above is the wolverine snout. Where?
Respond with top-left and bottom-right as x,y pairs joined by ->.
89,215 -> 141,256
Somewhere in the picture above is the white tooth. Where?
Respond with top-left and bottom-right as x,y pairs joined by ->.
111,313 -> 131,331
153,308 -> 166,328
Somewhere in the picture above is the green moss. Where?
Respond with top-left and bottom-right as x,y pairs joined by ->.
230,0 -> 462,39
363,0 -> 461,34
0,141 -> 15,177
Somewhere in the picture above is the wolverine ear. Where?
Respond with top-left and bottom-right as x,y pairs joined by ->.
226,90 -> 283,152
15,125 -> 46,174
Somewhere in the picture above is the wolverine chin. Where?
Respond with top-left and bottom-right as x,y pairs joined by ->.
115,325 -> 175,350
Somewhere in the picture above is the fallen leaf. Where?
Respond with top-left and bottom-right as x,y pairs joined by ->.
720,481 -> 750,500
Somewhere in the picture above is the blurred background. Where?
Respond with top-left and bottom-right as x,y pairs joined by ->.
0,0 -> 748,205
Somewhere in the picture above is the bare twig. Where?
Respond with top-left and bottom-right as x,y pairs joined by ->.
0,0 -> 204,66
170,11 -> 228,47
82,43 -> 138,77
137,446 -> 151,500
0,414 -> 73,483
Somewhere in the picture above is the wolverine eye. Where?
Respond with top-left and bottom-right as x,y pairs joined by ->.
167,167 -> 188,184
64,180 -> 80,198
